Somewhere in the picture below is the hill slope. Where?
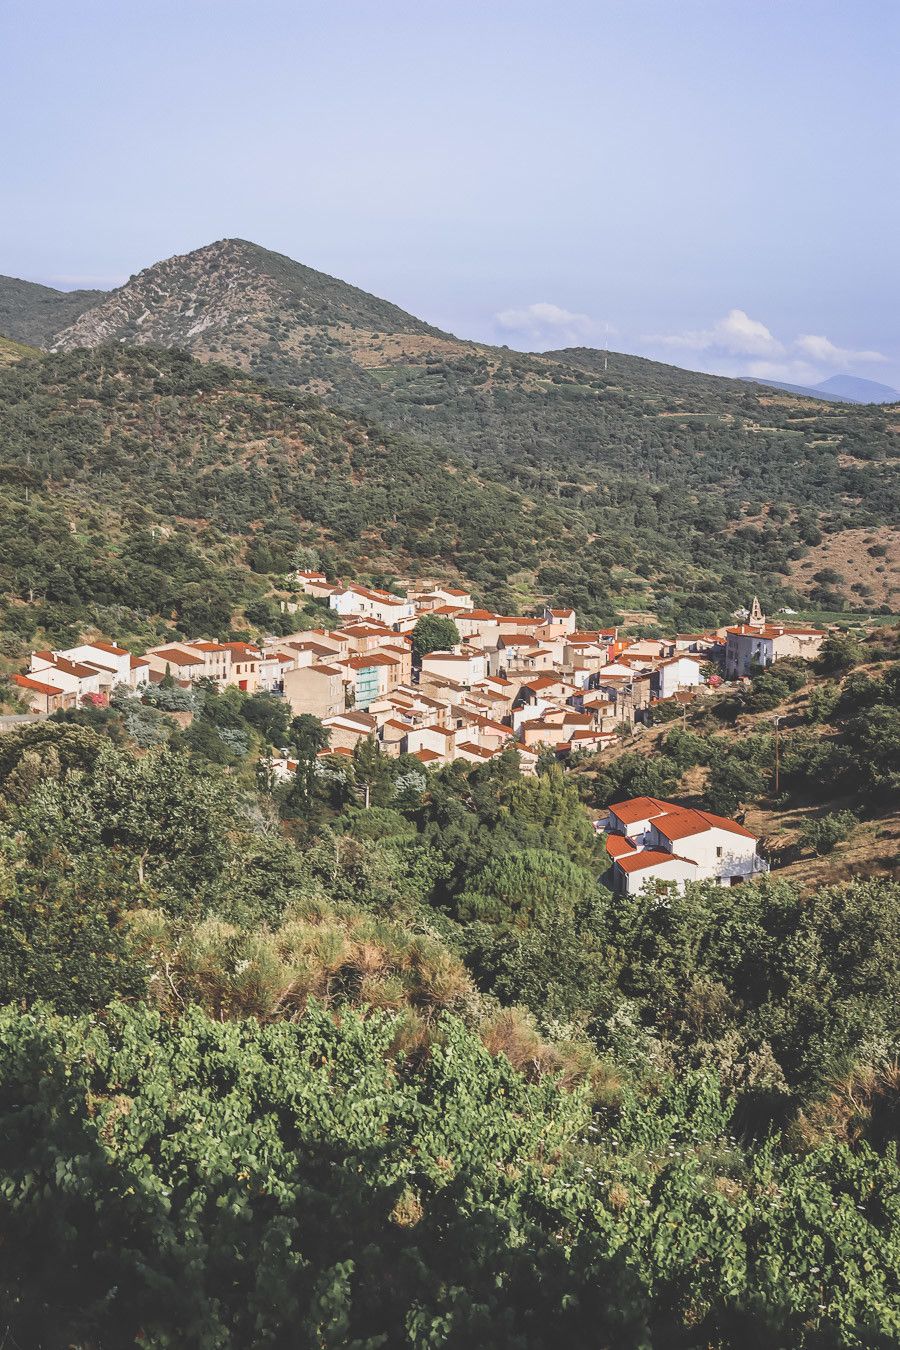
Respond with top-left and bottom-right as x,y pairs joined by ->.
0,275 -> 105,347
0,345 -> 897,657
44,241 -> 899,514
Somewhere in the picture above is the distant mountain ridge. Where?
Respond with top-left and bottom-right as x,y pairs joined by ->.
0,274 -> 104,347
742,373 -> 899,405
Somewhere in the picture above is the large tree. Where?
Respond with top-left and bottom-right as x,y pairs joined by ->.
411,613 -> 461,658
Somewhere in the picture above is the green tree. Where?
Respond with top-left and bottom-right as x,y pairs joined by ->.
411,613 -> 461,658
817,632 -> 863,674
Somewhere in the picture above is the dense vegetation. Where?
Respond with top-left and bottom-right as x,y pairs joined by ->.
0,343 -> 896,662
0,704 -> 898,1345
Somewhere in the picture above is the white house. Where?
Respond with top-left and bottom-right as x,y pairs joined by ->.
724,597 -> 825,678
328,584 -> 414,626
651,655 -> 707,700
604,796 -> 767,894
725,622 -> 826,678
541,605 -> 577,634
29,651 -> 105,700
420,650 -> 487,687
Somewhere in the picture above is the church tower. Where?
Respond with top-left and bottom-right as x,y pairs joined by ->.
748,595 -> 764,626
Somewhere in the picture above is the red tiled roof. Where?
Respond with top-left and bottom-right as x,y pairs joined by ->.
13,673 -> 64,696
153,648 -> 205,667
605,833 -> 638,859
34,652 -> 98,679
616,849 -> 695,874
456,741 -> 494,759
726,624 -> 825,638
88,640 -> 129,656
609,796 -> 669,825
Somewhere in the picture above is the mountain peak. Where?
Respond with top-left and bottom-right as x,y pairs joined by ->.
49,238 -> 446,359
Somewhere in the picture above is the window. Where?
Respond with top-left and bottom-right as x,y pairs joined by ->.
716,846 -> 723,858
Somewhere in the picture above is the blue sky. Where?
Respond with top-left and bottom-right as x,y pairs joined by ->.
2,0 -> 898,387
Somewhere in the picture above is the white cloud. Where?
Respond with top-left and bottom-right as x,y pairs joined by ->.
494,301 -> 606,348
650,308 -> 783,358
645,309 -> 888,382
795,334 -> 887,366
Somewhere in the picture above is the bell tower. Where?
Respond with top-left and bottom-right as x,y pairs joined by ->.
748,595 -> 764,626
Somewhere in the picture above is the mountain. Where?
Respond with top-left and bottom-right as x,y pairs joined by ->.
0,275 -> 105,347
815,374 -> 900,404
1,239 -> 898,631
742,373 -> 900,405
49,238 -> 448,402
41,240 -> 900,502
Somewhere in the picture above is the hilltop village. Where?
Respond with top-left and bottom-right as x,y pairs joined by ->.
10,571 -> 826,777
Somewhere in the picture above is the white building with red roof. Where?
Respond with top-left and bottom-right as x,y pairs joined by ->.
603,796 -> 767,895
725,598 -> 825,678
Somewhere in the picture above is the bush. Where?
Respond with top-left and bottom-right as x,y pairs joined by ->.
800,811 -> 858,855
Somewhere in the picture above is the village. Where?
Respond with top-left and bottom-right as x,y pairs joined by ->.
9,575 -> 827,766
6,572 -> 831,894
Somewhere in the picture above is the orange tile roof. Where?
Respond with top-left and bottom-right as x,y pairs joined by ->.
616,849 -> 695,874
88,640 -> 130,656
609,796 -> 669,824
13,673 -> 64,696
456,741 -> 495,759
153,648 -> 205,667
726,624 -> 825,638
605,833 -> 638,859
34,652 -> 98,678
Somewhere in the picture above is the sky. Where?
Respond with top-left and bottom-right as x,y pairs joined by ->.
2,0 -> 899,389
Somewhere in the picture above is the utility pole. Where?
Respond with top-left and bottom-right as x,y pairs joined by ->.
773,715 -> 783,796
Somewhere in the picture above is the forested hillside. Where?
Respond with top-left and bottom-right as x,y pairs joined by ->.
0,342 -> 896,657
1,237 -> 887,622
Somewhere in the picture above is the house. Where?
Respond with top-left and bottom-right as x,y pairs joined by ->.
725,620 -> 826,678
222,642 -> 263,692
541,605 -> 577,634
322,711 -> 379,752
420,650 -> 487,688
454,610 -> 501,645
412,585 -> 474,612
405,724 -> 458,763
11,672 -> 71,714
64,640 -> 141,688
282,662 -> 345,719
650,655 -> 707,700
328,584 -> 414,626
340,652 -> 400,709
145,645 -> 209,683
30,651 -> 105,701
293,570 -> 340,600
603,796 -> 767,895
